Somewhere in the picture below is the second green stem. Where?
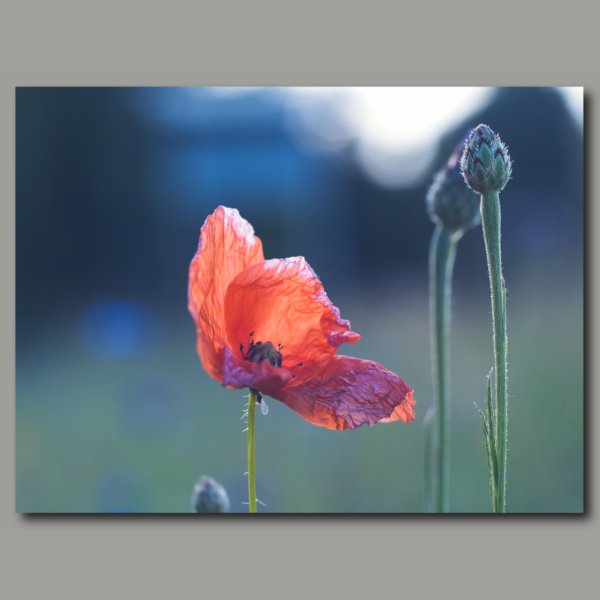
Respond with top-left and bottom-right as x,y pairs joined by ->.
430,224 -> 459,513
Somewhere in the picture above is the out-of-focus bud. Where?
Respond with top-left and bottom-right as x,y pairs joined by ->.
191,476 -> 230,513
427,137 -> 480,232
460,124 -> 512,194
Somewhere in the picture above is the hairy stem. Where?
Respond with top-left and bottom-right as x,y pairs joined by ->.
430,224 -> 459,513
480,190 -> 508,513
247,388 -> 258,513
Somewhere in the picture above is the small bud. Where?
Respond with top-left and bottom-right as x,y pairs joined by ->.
191,476 -> 230,513
460,124 -> 511,194
245,340 -> 282,368
427,137 -> 480,232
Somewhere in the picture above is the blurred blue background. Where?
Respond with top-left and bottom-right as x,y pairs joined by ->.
16,87 -> 583,513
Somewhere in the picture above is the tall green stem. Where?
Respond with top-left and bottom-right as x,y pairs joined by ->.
247,388 -> 258,513
429,224 -> 459,513
480,190 -> 508,513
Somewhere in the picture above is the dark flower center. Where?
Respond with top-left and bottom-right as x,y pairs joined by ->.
240,334 -> 304,402
244,340 -> 282,368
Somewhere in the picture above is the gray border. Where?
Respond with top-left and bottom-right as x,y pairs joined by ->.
2,2 -> 596,598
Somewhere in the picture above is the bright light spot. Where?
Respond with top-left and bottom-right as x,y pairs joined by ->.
282,87 -> 494,188
348,87 -> 492,152
558,87 -> 583,128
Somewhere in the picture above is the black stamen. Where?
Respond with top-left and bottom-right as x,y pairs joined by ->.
256,341 -> 262,346
297,362 -> 303,367
292,374 -> 296,378
250,331 -> 254,336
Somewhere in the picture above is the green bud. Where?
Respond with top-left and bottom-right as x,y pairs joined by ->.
246,340 -> 282,368
191,476 -> 230,513
427,138 -> 480,232
460,124 -> 512,194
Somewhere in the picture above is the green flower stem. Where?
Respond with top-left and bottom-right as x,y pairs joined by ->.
480,190 -> 508,513
430,224 -> 459,513
247,388 -> 258,514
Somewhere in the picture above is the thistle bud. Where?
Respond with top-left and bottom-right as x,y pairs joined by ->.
427,137 -> 480,232
191,476 -> 230,513
246,341 -> 282,368
460,124 -> 511,194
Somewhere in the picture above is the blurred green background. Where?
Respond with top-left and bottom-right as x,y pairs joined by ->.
16,87 -> 583,512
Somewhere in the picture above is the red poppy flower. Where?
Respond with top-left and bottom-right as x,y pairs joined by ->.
188,206 -> 416,431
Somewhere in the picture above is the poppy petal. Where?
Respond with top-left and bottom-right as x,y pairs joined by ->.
377,398 -> 416,424
270,355 -> 415,431
224,257 -> 360,386
188,207 -> 264,382
222,347 -> 294,396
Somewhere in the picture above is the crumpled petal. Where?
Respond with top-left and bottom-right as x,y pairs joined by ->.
269,355 -> 415,431
224,257 -> 360,386
377,399 -> 416,424
221,347 -> 294,396
188,207 -> 264,382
